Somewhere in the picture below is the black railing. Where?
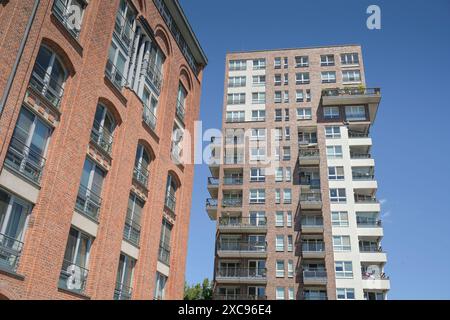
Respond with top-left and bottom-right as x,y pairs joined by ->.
114,282 -> 133,300
52,0 -> 82,39
133,165 -> 149,188
0,233 -> 24,272
356,217 -> 382,227
58,259 -> 89,293
176,99 -> 185,123
216,267 -> 267,278
165,191 -> 176,213
350,153 -> 371,159
158,242 -> 171,266
143,103 -> 157,131
5,136 -> 46,184
222,198 -> 243,207
123,214 -> 141,246
218,241 -> 266,252
299,148 -> 320,159
214,294 -> 266,301
29,63 -> 64,108
322,87 -> 380,97
105,59 -> 125,89
75,184 -> 102,221
90,121 -> 113,155
218,216 -> 267,227
300,192 -> 322,202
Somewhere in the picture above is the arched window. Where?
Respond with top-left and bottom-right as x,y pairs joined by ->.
30,46 -> 67,108
90,104 -> 116,155
133,144 -> 151,187
176,82 -> 187,122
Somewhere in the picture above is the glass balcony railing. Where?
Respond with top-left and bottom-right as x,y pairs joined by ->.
216,267 -> 267,278
302,242 -> 325,252
58,259 -> 89,294
214,294 -> 266,300
356,217 -> 382,227
300,192 -> 322,202
299,178 -> 320,189
354,194 -> 378,203
75,184 -> 102,221
303,291 -> 327,300
303,269 -> 327,280
0,233 -> 24,272
350,152 -> 371,159
29,63 -> 64,108
222,198 -> 243,207
223,176 -> 243,185
5,136 -> 46,184
348,131 -> 369,138
52,0 -> 82,39
218,216 -> 267,228
218,241 -> 267,252
322,87 -> 380,97
301,217 -> 324,227
359,243 -> 383,253
298,148 -> 320,160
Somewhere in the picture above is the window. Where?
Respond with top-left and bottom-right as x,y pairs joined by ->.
364,291 -> 386,300
295,56 -> 309,67
274,74 -> 282,86
5,108 -> 51,183
250,168 -> 265,182
154,272 -> 168,300
52,0 -> 87,39
320,54 -> 335,66
342,70 -> 361,83
283,91 -> 289,103
274,57 -> 282,69
0,189 -> 31,271
332,211 -> 349,227
283,147 -> 291,161
284,109 -> 290,122
276,235 -> 284,251
276,287 -> 285,300
252,75 -> 266,86
250,128 -> 266,141
228,76 -> 246,87
248,286 -> 266,299
283,57 -> 288,68
274,128 -> 282,141
285,167 -> 292,182
288,260 -> 294,278
288,287 -> 294,300
326,146 -> 343,159
30,46 -> 67,107
159,219 -> 173,265
335,261 -> 353,278
340,53 -> 359,65
229,59 -> 246,71
274,147 -> 280,161
176,84 -> 188,121
252,92 -> 266,104
286,211 -> 292,227
323,106 -> 340,120
275,211 -> 284,226
91,104 -> 115,154
283,189 -> 292,204
275,109 -> 282,121
275,189 -> 281,204
227,93 -> 245,105
253,59 -> 266,70
276,260 -> 285,277
274,91 -> 282,103
284,74 -> 289,85
107,40 -> 128,89
249,189 -> 265,204
296,90 -> 304,102
297,108 -> 312,120
226,111 -> 245,122
321,71 -> 336,83
345,106 -> 366,121
328,166 -> 345,180
275,168 -> 283,182
59,227 -> 91,293
114,0 -> 136,48
325,126 -> 341,139
337,288 -> 355,300
142,87 -> 158,130
165,174 -> 178,212
250,211 -> 266,226
134,144 -> 151,187
123,193 -> 144,246
296,72 -> 310,84
333,235 -> 351,252
330,188 -> 347,203
114,254 -> 135,300
287,235 -> 293,252
76,158 -> 105,220
298,131 -> 317,144
251,110 -> 265,122
250,147 -> 266,161
306,89 -> 311,102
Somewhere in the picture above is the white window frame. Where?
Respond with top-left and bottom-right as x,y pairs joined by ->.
330,188 -> 347,203
331,211 -> 349,227
325,126 -> 341,139
326,146 -> 343,159
297,107 -> 312,120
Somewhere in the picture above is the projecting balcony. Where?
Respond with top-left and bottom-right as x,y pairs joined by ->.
215,268 -> 267,284
299,178 -> 321,190
4,136 -> 46,184
303,291 -> 327,300
206,198 -> 218,220
207,177 -> 219,197
300,216 -> 324,233
214,294 -> 267,301
357,217 -> 383,237
75,184 -> 102,222
354,194 -> 378,204
361,272 -> 391,290
58,259 -> 89,294
218,216 -> 267,233
223,176 -> 243,185
0,233 -> 23,273
302,269 -> 327,285
52,0 -> 82,39
359,242 -> 387,263
300,192 -> 322,209
298,148 -> 320,165
217,241 -> 267,258
348,131 -> 372,147
222,198 -> 243,208
321,87 -> 381,123
301,241 -> 326,259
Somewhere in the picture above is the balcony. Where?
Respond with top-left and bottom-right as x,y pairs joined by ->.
352,172 -> 375,181
299,178 -> 320,190
214,294 -> 266,301
123,215 -> 141,247
144,61 -> 163,94
133,165 -> 149,189
52,0 -> 82,39
224,156 -> 244,165
158,242 -> 171,266
90,121 -> 113,156
222,198 -> 243,208
206,198 -> 218,220
354,194 -> 378,204
300,216 -> 324,233
303,291 -> 327,300
321,87 -> 381,123
300,192 -> 322,209
216,267 -> 267,284
218,216 -> 267,233
303,269 -> 327,285
142,103 -> 157,131
207,177 -> 219,197
359,242 -> 387,263
223,176 -> 243,185
29,63 -> 64,109
105,59 -> 125,90
5,136 -> 46,184
298,148 -> 320,165
75,184 -> 102,221
58,259 -> 89,294
176,99 -> 185,123
362,272 -> 391,290
350,152 -> 371,159
0,233 -> 23,273
217,241 -> 267,258
348,131 -> 372,147
301,241 -> 325,259
357,217 -> 381,228
208,160 -> 220,177
114,282 -> 132,300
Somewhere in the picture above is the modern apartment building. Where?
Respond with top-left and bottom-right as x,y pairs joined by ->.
0,0 -> 206,300
207,45 -> 389,300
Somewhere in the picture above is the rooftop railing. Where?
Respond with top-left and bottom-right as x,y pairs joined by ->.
0,233 -> 24,272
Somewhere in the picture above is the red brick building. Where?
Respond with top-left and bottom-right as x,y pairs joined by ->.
0,0 -> 207,300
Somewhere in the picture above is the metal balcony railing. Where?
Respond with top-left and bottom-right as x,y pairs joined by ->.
352,173 -> 375,181
75,184 -> 102,221
52,0 -> 82,39
90,121 -> 113,155
105,59 -> 125,89
216,267 -> 267,278
145,61 -> 163,93
298,137 -> 318,145
225,117 -> 245,123
301,217 -> 324,227
356,217 -> 382,227
5,136 -> 46,184
29,63 -> 64,108
321,87 -> 380,97
222,198 -> 243,207
299,178 -> 320,189
359,244 -> 383,253
206,198 -> 218,208
133,165 -> 149,188
300,192 -> 322,202
214,294 -> 266,300
114,282 -> 133,300
354,194 -> 378,203
171,144 -> 182,163
223,176 -> 243,185
123,214 -> 141,246
362,272 -> 389,280
219,216 -> 267,228
218,241 -> 267,252
207,177 -> 219,186
303,291 -> 327,300
303,269 -> 327,280
164,191 -> 176,213
350,153 -> 371,159
0,233 -> 24,272
58,259 -> 89,293
142,103 -> 157,131
298,148 -> 320,159
176,99 -> 185,122
113,11 -> 134,50
224,156 -> 244,164
301,242 -> 325,252
158,242 -> 171,266
348,131 -> 369,138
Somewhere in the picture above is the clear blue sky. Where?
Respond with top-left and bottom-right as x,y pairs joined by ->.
181,0 -> 450,299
